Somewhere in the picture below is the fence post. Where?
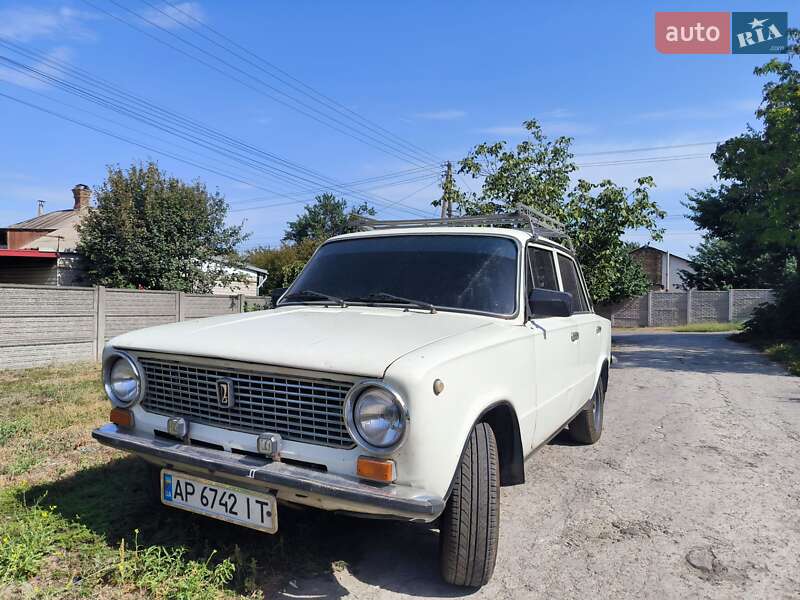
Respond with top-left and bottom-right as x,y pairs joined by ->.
646,291 -> 653,327
686,289 -> 693,324
95,286 -> 106,361
728,289 -> 734,323
177,291 -> 185,322
238,294 -> 246,312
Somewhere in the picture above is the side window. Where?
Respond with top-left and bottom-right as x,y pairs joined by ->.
557,254 -> 589,312
528,247 -> 559,291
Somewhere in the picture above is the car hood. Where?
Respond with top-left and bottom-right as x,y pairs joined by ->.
110,305 -> 495,377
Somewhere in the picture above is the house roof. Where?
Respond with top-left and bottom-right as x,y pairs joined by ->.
6,209 -> 77,231
630,245 -> 689,262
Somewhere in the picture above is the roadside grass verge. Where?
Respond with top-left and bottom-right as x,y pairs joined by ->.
762,342 -> 800,376
670,322 -> 743,333
613,322 -> 744,334
0,364 -> 379,598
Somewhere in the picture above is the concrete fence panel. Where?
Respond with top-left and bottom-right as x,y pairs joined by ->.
600,289 -> 773,328
183,294 -> 241,320
731,289 -> 774,322
691,291 -> 729,323
0,284 -> 253,371
0,284 -> 97,369
104,289 -> 179,341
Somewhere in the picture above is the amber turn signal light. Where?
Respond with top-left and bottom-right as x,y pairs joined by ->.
357,456 -> 396,482
110,407 -> 134,428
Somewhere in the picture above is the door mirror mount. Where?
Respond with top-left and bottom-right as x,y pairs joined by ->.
270,287 -> 288,308
528,288 -> 573,318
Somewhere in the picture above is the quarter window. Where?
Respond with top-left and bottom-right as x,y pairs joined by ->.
528,247 -> 559,291
557,254 -> 589,312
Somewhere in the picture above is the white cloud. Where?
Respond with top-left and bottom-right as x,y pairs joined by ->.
141,2 -> 205,29
413,109 -> 466,121
0,6 -> 96,41
0,46 -> 73,90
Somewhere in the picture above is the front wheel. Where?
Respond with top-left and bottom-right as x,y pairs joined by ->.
568,378 -> 605,444
439,422 -> 500,587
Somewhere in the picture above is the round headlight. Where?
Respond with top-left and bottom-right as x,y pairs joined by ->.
348,384 -> 408,452
104,353 -> 142,407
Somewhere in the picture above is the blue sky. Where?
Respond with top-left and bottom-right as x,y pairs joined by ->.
0,1 -> 792,257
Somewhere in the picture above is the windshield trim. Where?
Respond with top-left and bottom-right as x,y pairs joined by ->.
279,232 -> 523,320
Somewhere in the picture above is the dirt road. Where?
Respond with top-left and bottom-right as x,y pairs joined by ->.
277,333 -> 800,599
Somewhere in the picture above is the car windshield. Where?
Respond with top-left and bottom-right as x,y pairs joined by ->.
283,234 -> 519,316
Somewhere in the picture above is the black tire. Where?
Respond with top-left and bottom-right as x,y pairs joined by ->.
439,422 -> 500,587
568,378 -> 605,445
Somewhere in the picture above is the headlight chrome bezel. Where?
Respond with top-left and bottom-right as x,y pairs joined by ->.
344,380 -> 409,456
103,349 -> 145,408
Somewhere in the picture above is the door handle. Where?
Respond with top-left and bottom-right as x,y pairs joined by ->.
571,331 -> 580,342
596,325 -> 602,334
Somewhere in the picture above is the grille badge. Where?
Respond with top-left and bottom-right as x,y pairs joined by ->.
216,378 -> 235,408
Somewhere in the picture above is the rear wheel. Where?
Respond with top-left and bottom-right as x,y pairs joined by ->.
439,422 -> 500,587
568,378 -> 605,444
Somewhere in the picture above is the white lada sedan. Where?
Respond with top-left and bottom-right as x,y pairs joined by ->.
93,212 -> 611,587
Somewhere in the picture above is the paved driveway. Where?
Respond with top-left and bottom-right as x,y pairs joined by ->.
278,333 -> 800,599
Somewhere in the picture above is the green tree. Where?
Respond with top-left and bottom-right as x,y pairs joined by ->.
283,193 -> 374,243
684,31 -> 800,342
77,161 -> 248,292
457,119 -> 664,304
246,239 -> 319,291
685,30 -> 800,271
679,236 -> 796,290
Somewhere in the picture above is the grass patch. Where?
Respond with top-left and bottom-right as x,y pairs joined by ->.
671,322 -> 744,333
0,363 -> 380,597
763,342 -> 800,376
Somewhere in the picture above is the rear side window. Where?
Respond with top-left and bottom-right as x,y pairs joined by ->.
528,247 -> 559,291
557,254 -> 589,312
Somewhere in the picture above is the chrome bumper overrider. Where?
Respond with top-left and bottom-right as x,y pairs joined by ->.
92,424 -> 443,521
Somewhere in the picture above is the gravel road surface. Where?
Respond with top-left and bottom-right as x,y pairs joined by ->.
277,333 -> 800,599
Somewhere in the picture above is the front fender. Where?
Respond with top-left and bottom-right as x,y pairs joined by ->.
382,324 -> 534,500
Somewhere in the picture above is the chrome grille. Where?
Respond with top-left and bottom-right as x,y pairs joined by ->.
139,357 -> 355,448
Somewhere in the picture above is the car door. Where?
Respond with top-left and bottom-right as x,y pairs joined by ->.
526,245 -> 581,448
555,252 -> 598,410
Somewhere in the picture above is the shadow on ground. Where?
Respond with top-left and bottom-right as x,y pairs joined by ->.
22,457 -> 470,598
611,332 -> 785,376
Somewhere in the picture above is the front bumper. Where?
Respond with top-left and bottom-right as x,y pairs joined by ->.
92,424 -> 444,522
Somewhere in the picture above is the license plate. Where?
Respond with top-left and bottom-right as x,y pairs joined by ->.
161,469 -> 278,533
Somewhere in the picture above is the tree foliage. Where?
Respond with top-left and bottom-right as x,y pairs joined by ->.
684,31 -> 800,341
457,120 -> 664,304
680,236 -> 796,290
685,30 -> 800,277
283,193 -> 374,244
77,162 -> 248,292
246,239 -> 319,291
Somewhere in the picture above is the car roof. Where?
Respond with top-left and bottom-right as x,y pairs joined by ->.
329,226 -> 571,252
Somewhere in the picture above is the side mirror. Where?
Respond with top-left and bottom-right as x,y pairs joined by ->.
528,288 -> 573,318
270,287 -> 288,308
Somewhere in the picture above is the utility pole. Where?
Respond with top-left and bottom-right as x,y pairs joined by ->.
440,161 -> 455,219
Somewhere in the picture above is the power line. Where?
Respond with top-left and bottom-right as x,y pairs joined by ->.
83,0 -> 435,168
0,88 -> 430,217
152,0 -> 443,165
0,43 -> 435,217
573,141 -> 718,157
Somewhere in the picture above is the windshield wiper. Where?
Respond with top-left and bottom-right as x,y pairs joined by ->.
282,289 -> 347,307
348,292 -> 436,314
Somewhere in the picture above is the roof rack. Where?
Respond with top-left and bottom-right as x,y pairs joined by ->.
358,204 -> 574,250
